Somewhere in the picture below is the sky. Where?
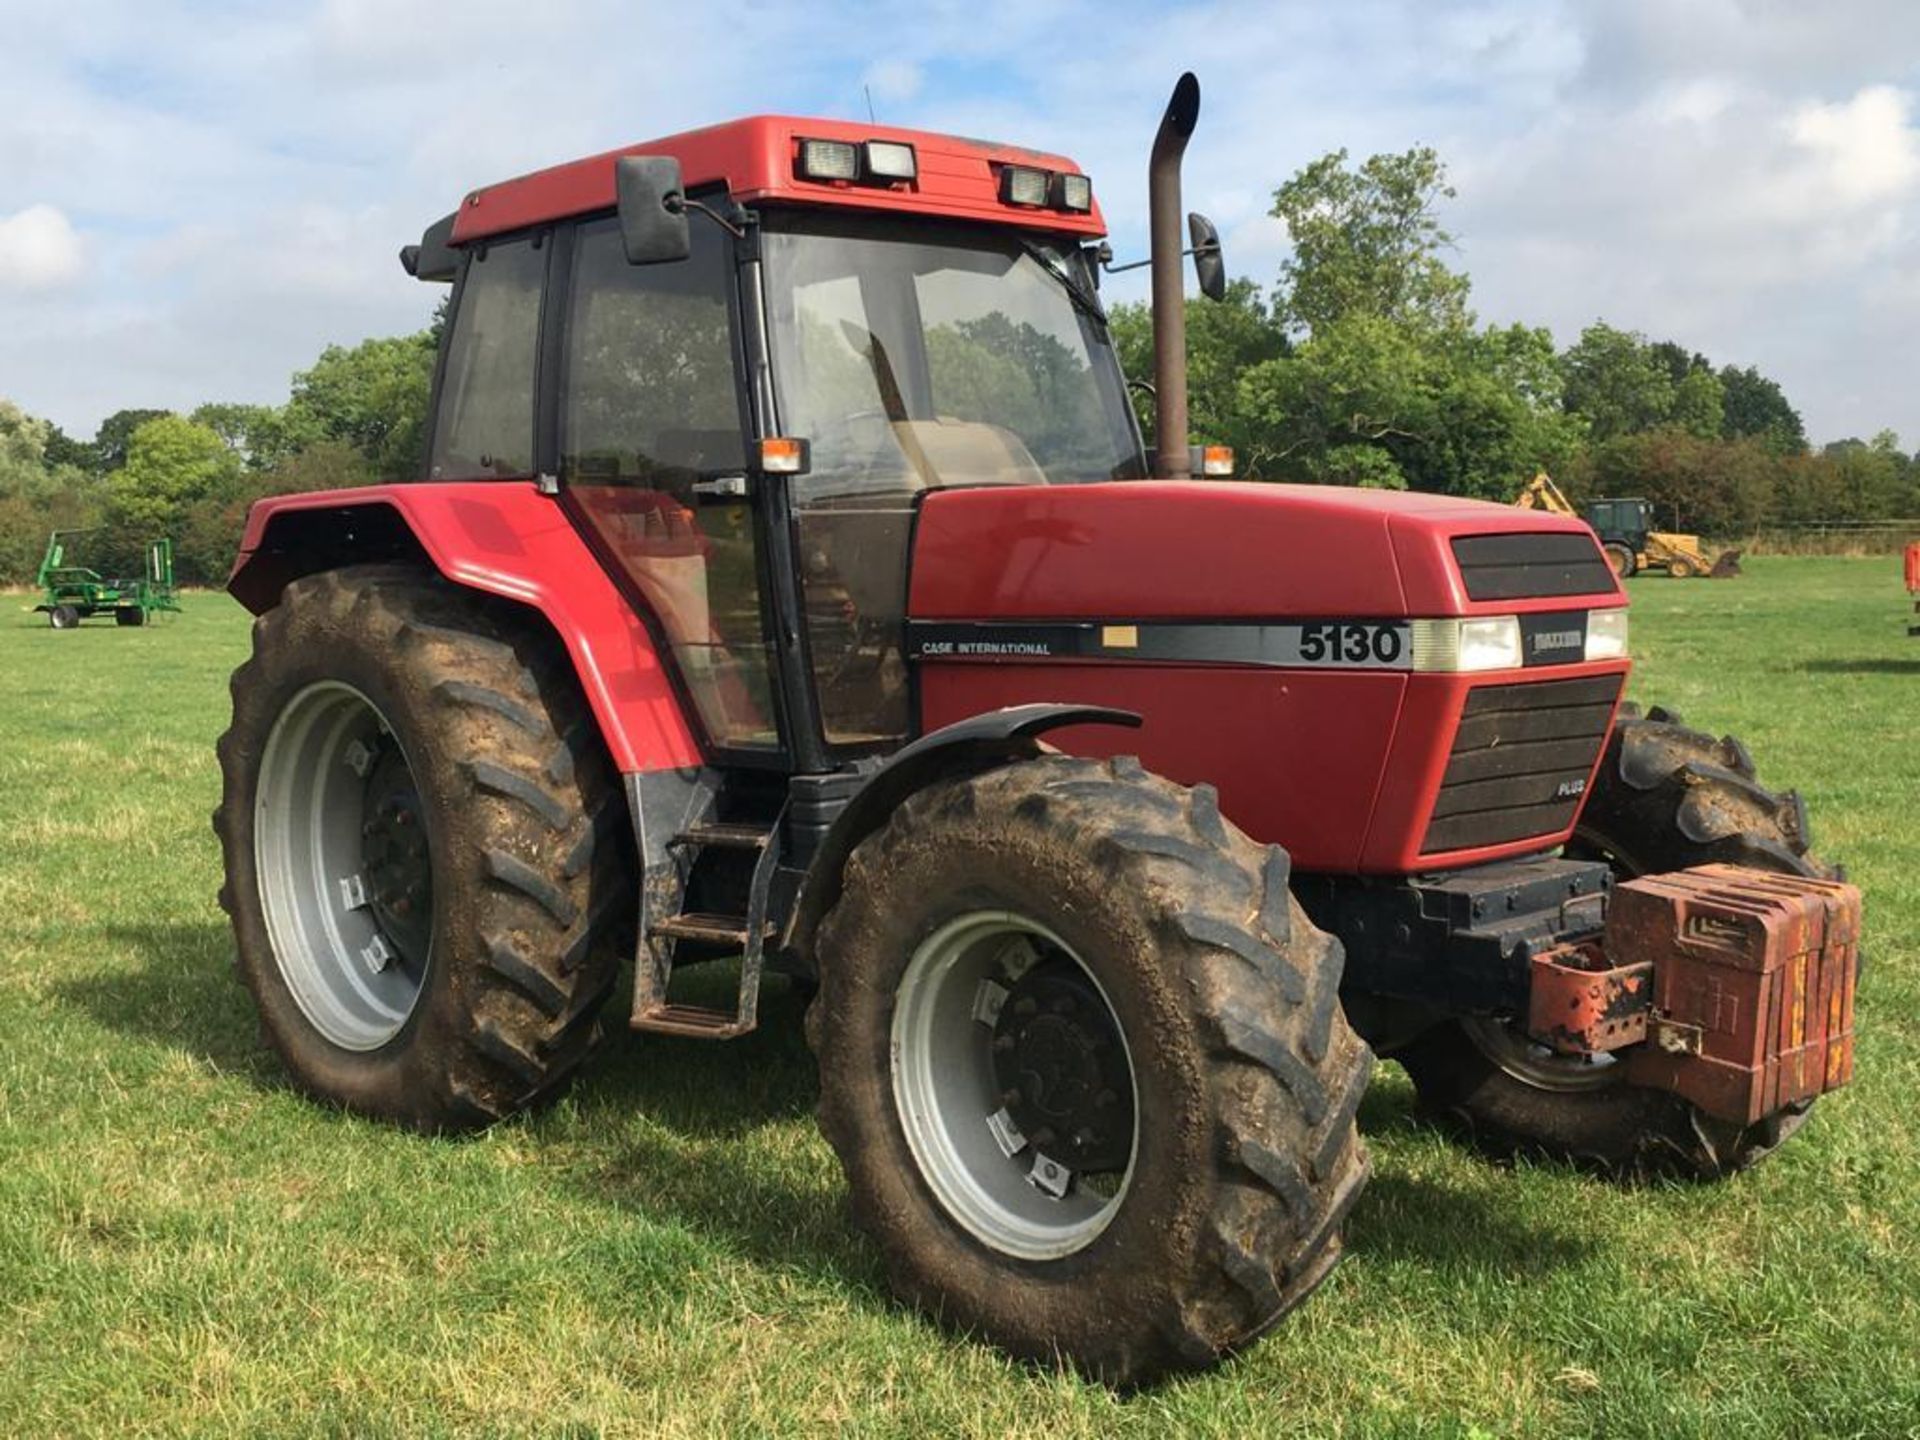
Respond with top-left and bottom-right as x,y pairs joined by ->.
3,0 -> 1918,447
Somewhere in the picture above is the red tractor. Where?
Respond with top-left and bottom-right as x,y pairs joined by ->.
215,76 -> 1859,1383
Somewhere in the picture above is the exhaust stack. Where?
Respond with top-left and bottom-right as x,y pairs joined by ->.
1149,72 -> 1201,479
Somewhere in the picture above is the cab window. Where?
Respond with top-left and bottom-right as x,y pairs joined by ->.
558,214 -> 775,751
428,236 -> 545,480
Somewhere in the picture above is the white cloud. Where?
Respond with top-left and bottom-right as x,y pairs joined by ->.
1,0 -> 1918,446
862,58 -> 923,109
0,204 -> 84,291
1788,85 -> 1920,204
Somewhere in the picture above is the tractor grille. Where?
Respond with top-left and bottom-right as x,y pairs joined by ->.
1452,532 -> 1616,601
1421,674 -> 1623,855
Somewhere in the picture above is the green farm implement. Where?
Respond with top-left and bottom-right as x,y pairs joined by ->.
34,530 -> 181,629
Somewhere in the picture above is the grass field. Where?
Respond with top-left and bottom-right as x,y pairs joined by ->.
1,557 -> 1915,1438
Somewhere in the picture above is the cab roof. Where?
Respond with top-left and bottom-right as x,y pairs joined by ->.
444,114 -> 1106,247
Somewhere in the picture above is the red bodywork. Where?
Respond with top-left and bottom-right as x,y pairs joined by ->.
909,481 -> 1630,874
449,115 -> 1106,247
229,484 -> 701,774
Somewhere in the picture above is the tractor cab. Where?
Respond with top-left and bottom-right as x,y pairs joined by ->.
415,114 -> 1153,772
1582,496 -> 1653,551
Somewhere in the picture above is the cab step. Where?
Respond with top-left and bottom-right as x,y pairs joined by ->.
670,821 -> 774,851
652,912 -> 775,947
634,1003 -> 759,1040
631,808 -> 784,1040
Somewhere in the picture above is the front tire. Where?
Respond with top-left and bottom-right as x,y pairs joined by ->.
215,565 -> 631,1131
811,755 -> 1372,1384
49,604 -> 79,629
1399,705 -> 1834,1177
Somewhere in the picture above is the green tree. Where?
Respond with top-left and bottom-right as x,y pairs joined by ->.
0,400 -> 110,580
1232,144 -> 1580,497
92,407 -> 172,473
1560,324 -> 1674,440
1671,366 -> 1726,440
1719,364 -> 1806,453
0,398 -> 50,481
111,414 -> 241,536
191,401 -> 321,473
1573,429 -> 1779,537
1238,313 -> 1431,487
289,331 -> 437,479
1239,318 -> 1582,498
1271,147 -> 1471,338
1817,431 -> 1913,520
1110,279 -> 1292,471
173,438 -> 369,583
41,422 -> 96,473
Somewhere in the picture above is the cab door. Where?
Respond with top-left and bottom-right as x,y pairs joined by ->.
554,212 -> 785,757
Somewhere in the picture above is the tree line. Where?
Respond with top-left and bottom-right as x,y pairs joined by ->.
0,315 -> 439,586
5,145 -> 1916,587
1110,147 -> 1919,538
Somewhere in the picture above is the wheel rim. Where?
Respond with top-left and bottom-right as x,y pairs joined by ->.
1463,821 -> 1650,1092
1460,1014 -> 1621,1092
892,911 -> 1138,1261
255,681 -> 434,1051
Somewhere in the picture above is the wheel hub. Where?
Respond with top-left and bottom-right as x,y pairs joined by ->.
891,910 -> 1139,1260
991,960 -> 1134,1173
360,743 -> 432,969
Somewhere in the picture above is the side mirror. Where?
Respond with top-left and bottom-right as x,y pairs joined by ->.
399,213 -> 459,283
616,155 -> 691,265
1188,212 -> 1226,301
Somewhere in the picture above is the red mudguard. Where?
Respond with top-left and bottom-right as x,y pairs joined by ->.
227,482 -> 702,775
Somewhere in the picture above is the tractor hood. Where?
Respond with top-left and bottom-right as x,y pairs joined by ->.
908,480 -> 1623,621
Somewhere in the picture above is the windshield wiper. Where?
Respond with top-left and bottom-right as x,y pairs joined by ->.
1014,237 -> 1107,328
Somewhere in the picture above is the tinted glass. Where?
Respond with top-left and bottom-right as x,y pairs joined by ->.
560,216 -> 775,750
764,216 -> 1141,745
429,237 -> 544,479
765,218 -> 1140,500
563,216 -> 747,483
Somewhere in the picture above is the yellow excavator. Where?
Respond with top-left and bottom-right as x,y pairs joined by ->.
1514,473 -> 1742,578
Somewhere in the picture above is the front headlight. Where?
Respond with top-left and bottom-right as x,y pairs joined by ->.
1586,607 -> 1629,660
1410,616 -> 1523,672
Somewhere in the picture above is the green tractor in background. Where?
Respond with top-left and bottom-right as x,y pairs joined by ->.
33,530 -> 181,629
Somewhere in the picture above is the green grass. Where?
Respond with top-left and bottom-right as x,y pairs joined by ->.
1,558 -> 1916,1438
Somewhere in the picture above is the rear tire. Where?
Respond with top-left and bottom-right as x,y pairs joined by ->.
811,755 -> 1372,1384
1399,705 -> 1834,1178
115,607 -> 146,627
214,565 -> 631,1131
1603,543 -> 1637,578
